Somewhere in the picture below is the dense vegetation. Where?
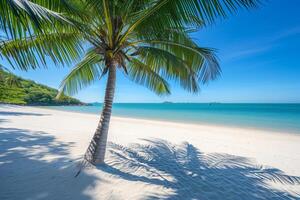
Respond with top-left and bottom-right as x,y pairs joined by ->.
0,69 -> 83,105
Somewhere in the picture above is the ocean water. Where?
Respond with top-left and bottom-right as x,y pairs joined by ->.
44,103 -> 300,133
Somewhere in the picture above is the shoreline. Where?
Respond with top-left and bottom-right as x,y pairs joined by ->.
37,105 -> 300,136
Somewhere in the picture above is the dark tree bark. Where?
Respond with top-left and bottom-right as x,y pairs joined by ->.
84,63 -> 116,164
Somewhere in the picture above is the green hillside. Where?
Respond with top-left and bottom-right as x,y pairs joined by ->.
0,69 -> 83,105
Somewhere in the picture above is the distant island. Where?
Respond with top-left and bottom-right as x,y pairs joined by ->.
86,102 -> 102,106
0,69 -> 83,106
163,101 -> 174,104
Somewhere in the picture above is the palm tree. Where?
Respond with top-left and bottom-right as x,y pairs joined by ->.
56,0 -> 261,165
0,65 -> 21,87
1,0 -> 261,165
5,74 -> 21,87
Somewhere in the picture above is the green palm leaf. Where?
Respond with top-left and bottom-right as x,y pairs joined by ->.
0,31 -> 83,70
57,49 -> 104,98
127,58 -> 171,95
0,0 -> 72,38
136,46 -> 199,92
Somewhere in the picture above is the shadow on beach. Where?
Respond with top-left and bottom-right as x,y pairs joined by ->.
0,127 -> 100,200
1,123 -> 300,199
0,111 -> 50,116
102,139 -> 300,200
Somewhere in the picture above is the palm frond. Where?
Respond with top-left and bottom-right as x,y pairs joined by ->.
0,31 -> 83,70
136,46 -> 199,92
140,40 -> 221,83
0,0 -> 73,38
57,49 -> 104,98
102,0 -> 113,46
129,29 -> 220,88
120,0 -> 261,43
127,58 -> 171,95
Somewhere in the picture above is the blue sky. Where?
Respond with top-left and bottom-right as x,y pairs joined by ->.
3,0 -> 300,103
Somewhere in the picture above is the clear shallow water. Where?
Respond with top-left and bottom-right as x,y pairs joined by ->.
44,104 -> 300,133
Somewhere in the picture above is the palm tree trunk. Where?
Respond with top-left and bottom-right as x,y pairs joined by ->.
84,64 -> 116,165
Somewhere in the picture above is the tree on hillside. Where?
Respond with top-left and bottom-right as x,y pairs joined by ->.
0,69 -> 83,105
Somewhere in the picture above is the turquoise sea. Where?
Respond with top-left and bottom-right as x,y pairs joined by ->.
44,103 -> 300,133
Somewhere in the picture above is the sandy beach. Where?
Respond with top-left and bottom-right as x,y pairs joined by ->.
1,105 -> 300,199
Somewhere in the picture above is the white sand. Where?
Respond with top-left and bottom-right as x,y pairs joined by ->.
0,105 -> 300,199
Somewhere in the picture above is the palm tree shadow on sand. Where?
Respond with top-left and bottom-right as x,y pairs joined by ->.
0,127 -> 101,200
100,139 -> 300,200
1,124 -> 300,200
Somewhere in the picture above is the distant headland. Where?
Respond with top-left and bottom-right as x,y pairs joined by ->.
0,69 -> 84,106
